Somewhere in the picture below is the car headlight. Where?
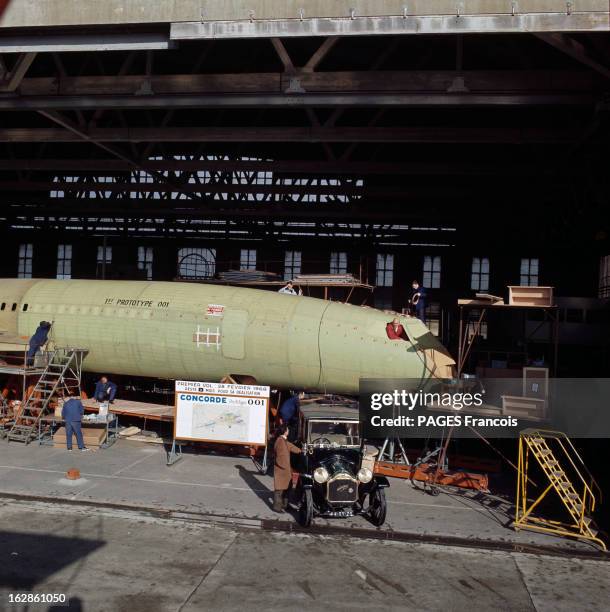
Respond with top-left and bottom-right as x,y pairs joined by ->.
313,467 -> 330,484
357,468 -> 373,483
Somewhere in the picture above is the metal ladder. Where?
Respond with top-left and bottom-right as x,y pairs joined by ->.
515,428 -> 606,551
7,348 -> 87,444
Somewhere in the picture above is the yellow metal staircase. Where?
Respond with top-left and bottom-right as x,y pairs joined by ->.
515,429 -> 606,551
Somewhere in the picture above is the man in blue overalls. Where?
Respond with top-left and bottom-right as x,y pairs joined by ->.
409,280 -> 427,322
27,321 -> 52,366
279,392 -> 302,441
94,376 -> 117,404
61,390 -> 89,452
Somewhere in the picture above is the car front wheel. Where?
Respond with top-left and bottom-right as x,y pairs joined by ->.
368,487 -> 387,527
299,488 -> 313,527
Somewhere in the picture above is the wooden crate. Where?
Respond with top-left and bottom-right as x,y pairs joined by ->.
501,396 -> 546,421
523,367 -> 549,399
508,286 -> 554,307
53,426 -> 107,448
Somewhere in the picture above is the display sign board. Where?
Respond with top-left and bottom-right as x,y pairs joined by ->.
174,380 -> 269,445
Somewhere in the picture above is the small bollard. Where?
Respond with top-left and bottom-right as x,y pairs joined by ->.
66,468 -> 81,481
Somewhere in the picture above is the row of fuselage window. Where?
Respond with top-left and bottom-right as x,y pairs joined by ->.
0,302 -> 159,317
0,302 -> 25,312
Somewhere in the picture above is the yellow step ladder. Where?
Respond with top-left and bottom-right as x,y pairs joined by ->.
515,429 -> 606,551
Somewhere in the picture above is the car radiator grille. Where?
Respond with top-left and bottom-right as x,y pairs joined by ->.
327,473 -> 358,504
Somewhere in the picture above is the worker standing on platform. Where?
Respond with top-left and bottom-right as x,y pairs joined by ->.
26,321 -> 52,366
273,424 -> 301,513
409,280 -> 426,322
94,376 -> 117,404
61,389 -> 89,452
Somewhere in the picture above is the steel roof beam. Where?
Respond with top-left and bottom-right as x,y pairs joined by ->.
0,158 -> 571,176
0,92 -> 593,111
0,126 -> 581,144
0,52 -> 37,92
171,13 -> 610,41
536,33 -> 610,81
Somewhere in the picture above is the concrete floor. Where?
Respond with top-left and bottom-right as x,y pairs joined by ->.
0,439 -> 602,552
0,498 -> 609,612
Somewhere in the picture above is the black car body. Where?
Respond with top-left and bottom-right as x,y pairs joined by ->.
292,402 -> 389,527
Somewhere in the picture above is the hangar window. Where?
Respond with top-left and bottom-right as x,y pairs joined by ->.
177,248 -> 216,280
138,246 -> 154,280
240,249 -> 256,271
599,255 -> 610,298
587,309 -> 609,325
96,245 -> 112,278
57,244 -> 72,280
467,309 -> 488,341
520,258 -> 539,286
284,251 -> 301,280
471,257 -> 490,292
423,256 -> 441,289
330,252 -> 347,274
376,254 -> 394,287
17,243 -> 33,278
97,245 -> 112,264
565,309 -> 584,324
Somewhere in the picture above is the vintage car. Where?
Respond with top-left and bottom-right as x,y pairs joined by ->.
291,402 -> 389,527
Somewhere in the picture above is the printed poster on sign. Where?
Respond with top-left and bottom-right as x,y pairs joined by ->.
174,380 -> 269,445
206,304 -> 225,316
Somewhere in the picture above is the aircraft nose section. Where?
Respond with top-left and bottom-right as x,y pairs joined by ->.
317,304 -> 455,394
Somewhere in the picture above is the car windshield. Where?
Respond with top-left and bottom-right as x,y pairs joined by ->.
308,420 -> 360,446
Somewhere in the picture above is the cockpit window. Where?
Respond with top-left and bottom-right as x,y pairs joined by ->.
308,420 -> 360,446
11,303 -> 17,311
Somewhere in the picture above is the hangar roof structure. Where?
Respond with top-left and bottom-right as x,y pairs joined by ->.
0,1 -> 607,248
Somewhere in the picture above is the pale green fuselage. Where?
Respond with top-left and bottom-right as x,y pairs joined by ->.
0,279 -> 454,395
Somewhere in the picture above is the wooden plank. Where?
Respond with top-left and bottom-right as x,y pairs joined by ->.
501,395 -> 546,419
374,461 -> 489,491
82,398 -> 174,422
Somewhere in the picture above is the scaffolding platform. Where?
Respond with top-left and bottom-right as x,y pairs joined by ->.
82,398 -> 174,423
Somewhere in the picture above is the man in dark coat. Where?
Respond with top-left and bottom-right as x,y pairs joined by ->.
94,376 -> 117,403
61,390 -> 89,452
27,321 -> 52,365
273,424 -> 301,512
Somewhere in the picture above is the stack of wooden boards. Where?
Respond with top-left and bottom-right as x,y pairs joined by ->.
53,426 -> 106,449
218,270 -> 280,282
292,273 -> 361,285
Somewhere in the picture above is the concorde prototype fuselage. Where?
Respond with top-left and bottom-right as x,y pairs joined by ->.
0,279 -> 454,394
